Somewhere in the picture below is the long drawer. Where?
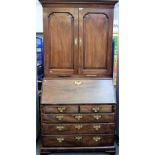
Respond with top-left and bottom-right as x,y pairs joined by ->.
42,123 -> 115,135
41,113 -> 115,123
42,134 -> 114,147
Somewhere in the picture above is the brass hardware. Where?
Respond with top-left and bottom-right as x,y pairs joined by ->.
93,136 -> 101,142
92,107 -> 100,113
79,38 -> 82,46
93,115 -> 101,120
56,137 -> 64,143
56,115 -> 64,121
75,136 -> 82,141
74,38 -> 78,46
57,107 -> 66,113
56,125 -> 64,131
75,124 -> 83,130
75,115 -> 83,120
74,80 -> 82,86
93,125 -> 101,130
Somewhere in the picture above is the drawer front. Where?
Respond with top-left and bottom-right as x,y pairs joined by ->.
41,105 -> 78,114
41,113 -> 115,123
80,105 -> 114,113
42,135 -> 114,147
42,123 -> 115,135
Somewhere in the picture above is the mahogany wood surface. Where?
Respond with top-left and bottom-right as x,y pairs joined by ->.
41,79 -> 116,104
42,123 -> 115,134
41,113 -> 115,123
42,134 -> 114,147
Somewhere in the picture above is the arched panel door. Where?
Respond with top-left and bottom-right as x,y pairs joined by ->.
79,8 -> 113,77
44,8 -> 78,77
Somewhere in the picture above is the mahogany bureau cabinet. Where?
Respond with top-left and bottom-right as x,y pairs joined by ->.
39,0 -> 118,154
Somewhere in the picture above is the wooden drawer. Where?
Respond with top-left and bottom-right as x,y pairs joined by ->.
42,134 -> 114,147
42,123 -> 115,135
80,105 -> 114,113
41,113 -> 115,123
41,105 -> 78,114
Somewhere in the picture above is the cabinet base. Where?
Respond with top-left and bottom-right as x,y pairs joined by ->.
40,146 -> 116,155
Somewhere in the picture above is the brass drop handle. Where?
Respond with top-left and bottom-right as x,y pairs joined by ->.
74,80 -> 82,86
93,115 -> 101,120
75,115 -> 83,120
57,107 -> 66,113
93,125 -> 101,130
56,137 -> 64,143
56,115 -> 64,121
93,136 -> 101,142
92,107 -> 100,113
75,124 -> 83,130
79,38 -> 82,46
75,136 -> 82,141
56,125 -> 64,131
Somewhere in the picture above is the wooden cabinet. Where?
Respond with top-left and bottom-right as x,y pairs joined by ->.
39,0 -> 118,155
43,3 -> 116,77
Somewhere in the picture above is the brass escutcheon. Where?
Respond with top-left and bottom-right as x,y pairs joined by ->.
93,125 -> 101,130
56,125 -> 64,131
56,137 -> 64,143
56,115 -> 64,121
75,115 -> 83,120
75,124 -> 83,130
75,136 -> 82,141
57,107 -> 66,113
74,80 -> 82,86
92,107 -> 100,113
93,115 -> 101,120
93,136 -> 101,142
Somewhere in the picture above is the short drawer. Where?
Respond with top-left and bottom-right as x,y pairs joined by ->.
42,123 -> 115,135
80,105 -> 114,113
41,113 -> 115,123
41,105 -> 78,114
42,134 -> 114,147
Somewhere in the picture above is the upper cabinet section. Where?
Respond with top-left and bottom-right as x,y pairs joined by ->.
41,0 -> 118,78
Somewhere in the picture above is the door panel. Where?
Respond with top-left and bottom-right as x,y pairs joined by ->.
79,8 -> 113,77
44,8 -> 78,77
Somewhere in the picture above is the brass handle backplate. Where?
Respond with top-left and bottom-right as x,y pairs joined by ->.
93,136 -> 101,142
92,107 -> 100,113
93,125 -> 101,130
75,115 -> 83,120
74,80 -> 82,86
56,137 -> 64,143
56,115 -> 64,121
75,136 -> 82,141
75,124 -> 83,130
57,107 -> 66,113
56,125 -> 64,131
93,115 -> 101,120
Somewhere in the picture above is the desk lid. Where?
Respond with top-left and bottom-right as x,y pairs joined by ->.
41,79 -> 116,104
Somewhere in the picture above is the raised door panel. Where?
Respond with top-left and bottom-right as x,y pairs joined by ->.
44,8 -> 78,77
79,8 -> 113,77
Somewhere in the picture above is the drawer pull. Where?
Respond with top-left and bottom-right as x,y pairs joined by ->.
75,136 -> 82,141
93,125 -> 101,130
93,136 -> 101,142
57,107 -> 66,113
56,125 -> 64,131
74,80 -> 82,86
75,124 -> 83,130
93,115 -> 101,120
92,107 -> 100,113
56,115 -> 64,121
75,115 -> 83,120
56,137 -> 64,143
